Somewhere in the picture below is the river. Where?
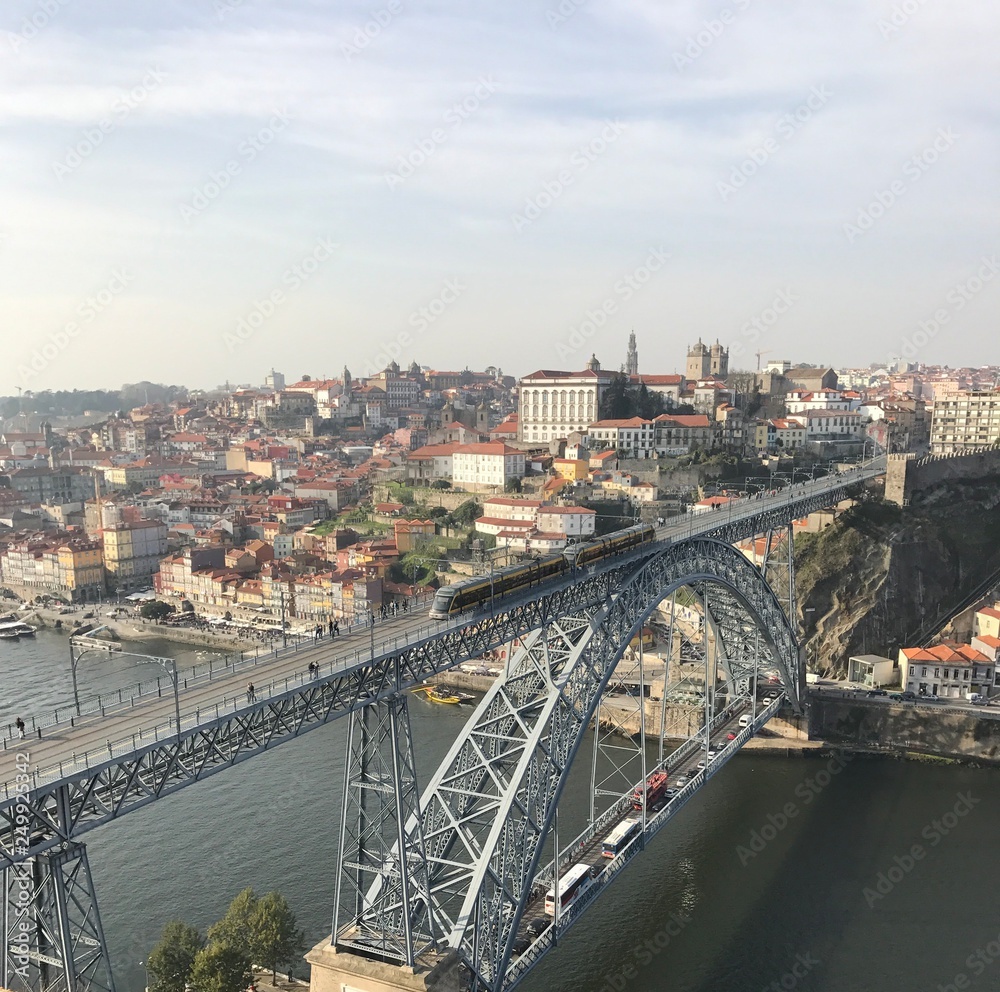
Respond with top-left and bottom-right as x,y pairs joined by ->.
5,629 -> 1000,992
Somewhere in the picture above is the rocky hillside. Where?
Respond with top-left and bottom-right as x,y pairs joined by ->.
794,476 -> 1000,676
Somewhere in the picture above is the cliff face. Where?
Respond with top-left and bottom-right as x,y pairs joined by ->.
794,476 -> 1000,676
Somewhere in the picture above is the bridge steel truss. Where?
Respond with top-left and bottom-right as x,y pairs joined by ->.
355,537 -> 802,992
0,477 -> 853,992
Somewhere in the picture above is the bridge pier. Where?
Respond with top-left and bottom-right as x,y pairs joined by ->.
306,941 -> 462,992
333,693 -> 436,967
2,839 -> 115,992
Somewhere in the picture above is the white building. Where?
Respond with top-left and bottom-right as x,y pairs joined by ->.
900,644 -> 995,699
451,442 -> 525,493
930,390 -> 1000,454
518,361 -> 613,444
536,505 -> 596,538
587,418 -> 656,459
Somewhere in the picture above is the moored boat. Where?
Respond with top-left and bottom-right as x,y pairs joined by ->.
411,684 -> 475,704
0,621 -> 37,638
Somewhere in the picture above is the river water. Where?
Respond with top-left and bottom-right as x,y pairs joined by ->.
5,630 -> 1000,992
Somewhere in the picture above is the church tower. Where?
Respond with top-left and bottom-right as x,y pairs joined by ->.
625,331 -> 638,376
686,340 -> 710,380
710,340 -> 729,378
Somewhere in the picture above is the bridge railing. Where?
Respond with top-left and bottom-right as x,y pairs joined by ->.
0,604 -> 451,752
507,694 -> 786,987
3,620 -> 455,798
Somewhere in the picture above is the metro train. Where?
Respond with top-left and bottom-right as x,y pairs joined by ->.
428,523 -> 657,620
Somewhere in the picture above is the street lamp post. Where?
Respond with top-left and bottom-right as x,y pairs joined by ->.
139,960 -> 150,992
69,638 -> 181,737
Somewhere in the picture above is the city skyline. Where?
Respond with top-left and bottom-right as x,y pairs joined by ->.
2,1 -> 998,394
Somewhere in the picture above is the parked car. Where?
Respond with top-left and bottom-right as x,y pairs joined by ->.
970,694 -> 988,706
900,691 -> 917,702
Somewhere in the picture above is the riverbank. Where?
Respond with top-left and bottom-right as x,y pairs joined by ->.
25,605 -> 263,650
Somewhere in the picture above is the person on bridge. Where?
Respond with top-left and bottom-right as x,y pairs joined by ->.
15,717 -> 26,739
246,682 -> 256,703
328,619 -> 335,636
333,620 -> 339,636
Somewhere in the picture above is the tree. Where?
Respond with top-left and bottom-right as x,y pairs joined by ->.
430,479 -> 451,489
189,942 -> 252,992
147,921 -> 204,992
451,499 -> 482,528
251,892 -> 305,981
504,477 -> 522,493
140,601 -> 173,621
208,887 -> 257,949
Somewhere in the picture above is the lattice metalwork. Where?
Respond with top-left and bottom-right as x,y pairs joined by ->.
0,563 -> 641,870
334,694 -> 434,965
371,538 -> 801,991
2,841 -> 115,992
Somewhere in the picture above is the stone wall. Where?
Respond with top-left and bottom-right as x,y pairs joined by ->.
809,695 -> 1000,763
886,448 -> 1000,506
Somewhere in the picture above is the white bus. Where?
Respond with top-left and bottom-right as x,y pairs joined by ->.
544,862 -> 598,916
601,817 -> 642,858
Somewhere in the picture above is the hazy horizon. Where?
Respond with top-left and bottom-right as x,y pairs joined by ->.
2,1 -> 997,394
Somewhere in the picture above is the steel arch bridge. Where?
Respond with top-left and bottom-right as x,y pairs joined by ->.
334,537 -> 802,992
1,460 -> 885,992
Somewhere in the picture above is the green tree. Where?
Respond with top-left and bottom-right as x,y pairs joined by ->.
139,600 -> 173,621
251,892 -> 305,981
451,499 -> 482,528
190,942 -> 252,992
504,477 -> 522,493
430,479 -> 451,489
208,887 -> 257,948
147,921 -> 204,992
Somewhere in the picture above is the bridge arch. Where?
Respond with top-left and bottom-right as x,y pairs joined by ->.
364,538 -> 801,991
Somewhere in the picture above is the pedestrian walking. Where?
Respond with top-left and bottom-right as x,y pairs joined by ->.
333,620 -> 340,636
246,682 -> 256,703
15,717 -> 26,739
328,619 -> 334,636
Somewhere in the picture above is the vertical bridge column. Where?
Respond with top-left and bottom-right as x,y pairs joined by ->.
2,839 -> 115,992
333,692 -> 435,967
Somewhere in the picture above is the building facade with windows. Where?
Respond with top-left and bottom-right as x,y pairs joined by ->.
518,363 -> 614,444
930,390 -> 1000,454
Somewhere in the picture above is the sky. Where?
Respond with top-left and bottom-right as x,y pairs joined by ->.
1,0 -> 997,395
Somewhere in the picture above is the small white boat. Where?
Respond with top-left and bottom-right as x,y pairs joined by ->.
0,621 -> 37,639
